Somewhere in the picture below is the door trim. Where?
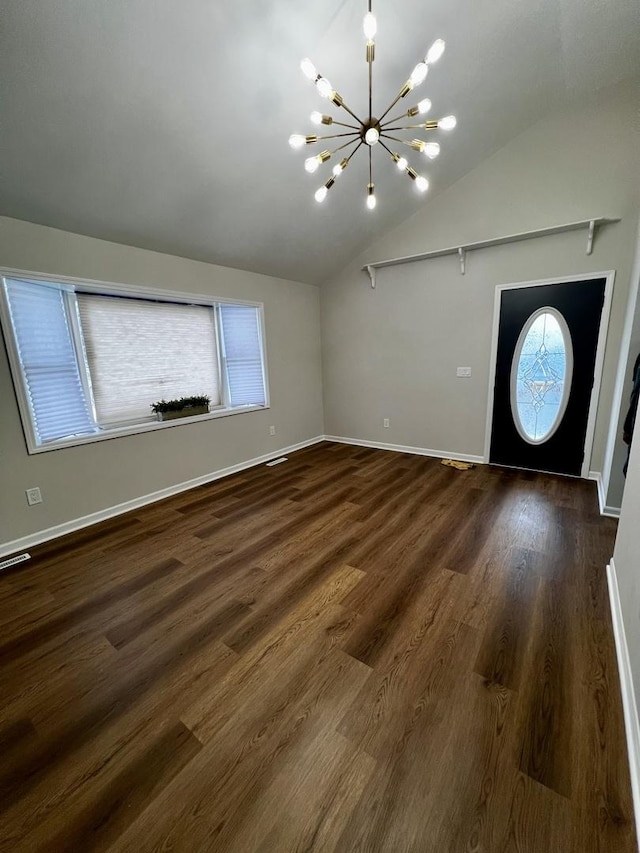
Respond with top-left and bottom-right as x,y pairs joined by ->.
483,271 -> 616,477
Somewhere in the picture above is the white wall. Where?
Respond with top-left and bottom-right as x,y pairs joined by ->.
321,82 -> 640,490
0,217 -> 324,551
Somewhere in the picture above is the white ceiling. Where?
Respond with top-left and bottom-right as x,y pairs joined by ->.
1,0 -> 639,285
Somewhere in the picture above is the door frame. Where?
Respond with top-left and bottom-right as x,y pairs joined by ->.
483,271 -> 616,478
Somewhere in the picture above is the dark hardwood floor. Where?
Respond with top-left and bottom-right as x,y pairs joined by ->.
0,441 -> 635,851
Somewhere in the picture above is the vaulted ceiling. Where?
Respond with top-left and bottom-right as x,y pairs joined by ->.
1,0 -> 639,285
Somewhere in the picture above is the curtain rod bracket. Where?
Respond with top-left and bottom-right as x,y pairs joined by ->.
586,220 -> 595,255
458,248 -> 466,275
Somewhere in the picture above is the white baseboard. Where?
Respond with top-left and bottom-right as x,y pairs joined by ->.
324,435 -> 485,465
2,438 -> 616,559
607,559 -> 640,847
0,436 -> 325,559
589,470 -> 621,518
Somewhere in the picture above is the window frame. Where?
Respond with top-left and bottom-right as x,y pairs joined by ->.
509,305 -> 574,446
0,267 -> 270,454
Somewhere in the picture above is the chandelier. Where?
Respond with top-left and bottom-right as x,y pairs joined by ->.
289,1 -> 456,210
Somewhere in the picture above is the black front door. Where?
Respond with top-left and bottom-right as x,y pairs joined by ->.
489,278 -> 606,476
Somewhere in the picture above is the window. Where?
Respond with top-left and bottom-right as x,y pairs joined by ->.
510,307 -> 573,444
220,304 -> 266,407
77,295 -> 221,425
1,272 -> 269,453
3,279 -> 96,443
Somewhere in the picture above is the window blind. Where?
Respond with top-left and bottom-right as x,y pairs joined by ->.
4,278 -> 95,443
77,294 -> 220,424
220,304 -> 266,406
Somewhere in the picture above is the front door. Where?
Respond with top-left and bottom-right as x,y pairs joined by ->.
489,278 -> 607,476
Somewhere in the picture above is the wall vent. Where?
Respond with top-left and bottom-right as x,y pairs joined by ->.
0,552 -> 31,572
266,457 -> 288,467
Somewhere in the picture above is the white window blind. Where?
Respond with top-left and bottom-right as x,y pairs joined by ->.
4,278 -> 96,443
220,304 -> 266,406
77,294 -> 221,424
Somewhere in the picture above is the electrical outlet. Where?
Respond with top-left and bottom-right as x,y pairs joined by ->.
26,487 -> 42,506
456,367 -> 472,378
269,425 -> 276,436
383,418 -> 390,428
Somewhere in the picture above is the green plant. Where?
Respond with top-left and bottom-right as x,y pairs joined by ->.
150,395 -> 211,414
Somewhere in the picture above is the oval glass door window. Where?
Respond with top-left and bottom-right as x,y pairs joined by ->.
510,307 -> 573,444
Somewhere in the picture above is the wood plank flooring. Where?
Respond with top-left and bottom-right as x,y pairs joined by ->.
0,441 -> 635,852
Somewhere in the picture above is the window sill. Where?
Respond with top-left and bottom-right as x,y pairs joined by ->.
27,404 -> 270,454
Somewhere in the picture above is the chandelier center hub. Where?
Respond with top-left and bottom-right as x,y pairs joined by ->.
362,119 -> 381,146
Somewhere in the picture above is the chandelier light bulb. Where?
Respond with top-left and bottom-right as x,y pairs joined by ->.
363,12 -> 377,40
315,186 -> 328,203
397,156 -> 408,171
316,77 -> 334,99
305,156 -> 321,173
426,39 -> 446,64
367,183 -> 376,210
289,134 -> 306,149
310,111 -> 323,125
417,98 -> 432,115
300,58 -> 317,80
415,175 -> 429,192
438,115 -> 457,130
365,127 -> 380,146
332,158 -> 349,177
424,142 -> 441,159
409,62 -> 429,88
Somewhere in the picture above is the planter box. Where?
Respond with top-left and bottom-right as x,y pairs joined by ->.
157,405 -> 209,421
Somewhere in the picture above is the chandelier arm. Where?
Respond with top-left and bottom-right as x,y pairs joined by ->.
330,119 -> 361,130
383,124 -> 437,132
369,146 -> 372,185
346,140 -> 364,162
330,138 -> 365,157
368,34 -> 373,123
380,133 -> 413,146
366,0 -> 375,123
378,90 -> 407,124
313,132 -> 361,142
380,112 -> 410,127
378,140 -> 399,160
338,100 -> 366,125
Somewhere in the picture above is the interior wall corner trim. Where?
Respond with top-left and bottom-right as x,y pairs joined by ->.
588,470 -> 622,518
